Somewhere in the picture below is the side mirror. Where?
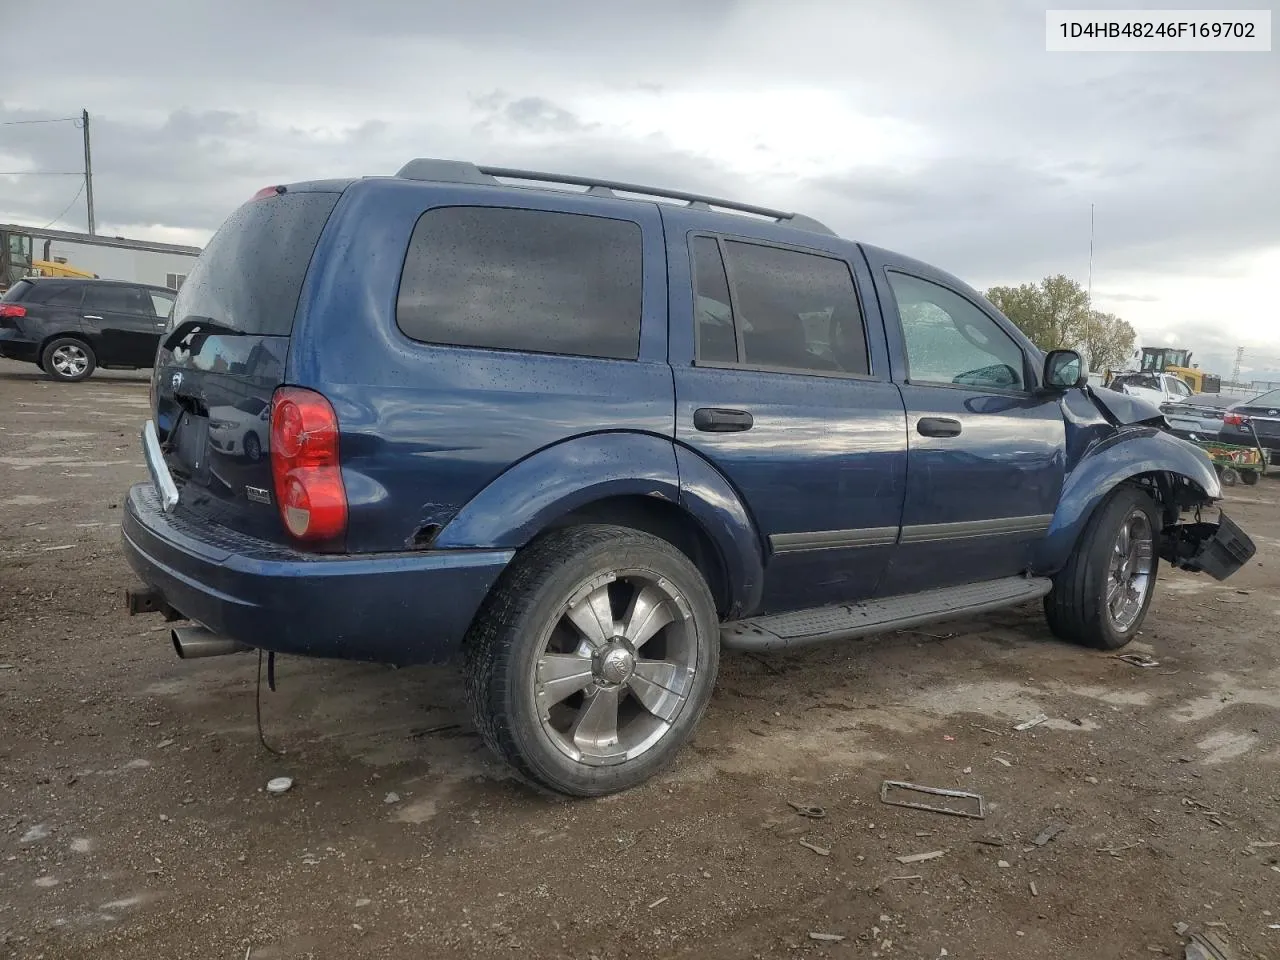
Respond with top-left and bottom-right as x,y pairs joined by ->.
1043,350 -> 1086,391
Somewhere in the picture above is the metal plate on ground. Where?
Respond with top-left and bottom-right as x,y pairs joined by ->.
880,780 -> 986,819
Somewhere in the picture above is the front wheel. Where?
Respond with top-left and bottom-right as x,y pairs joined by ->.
465,524 -> 720,797
1045,486 -> 1160,650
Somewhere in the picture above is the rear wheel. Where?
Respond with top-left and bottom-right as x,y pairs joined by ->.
1045,486 -> 1160,650
465,524 -> 720,796
1241,469 -> 1259,486
41,338 -> 96,382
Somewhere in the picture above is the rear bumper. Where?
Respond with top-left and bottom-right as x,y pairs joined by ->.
121,483 -> 513,664
0,329 -> 40,364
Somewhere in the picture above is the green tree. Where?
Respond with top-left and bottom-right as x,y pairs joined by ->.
1082,310 -> 1137,372
985,275 -> 1133,371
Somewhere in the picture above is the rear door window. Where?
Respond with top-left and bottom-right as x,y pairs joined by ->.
691,237 -> 870,376
396,206 -> 643,360
83,285 -> 150,314
171,191 -> 341,336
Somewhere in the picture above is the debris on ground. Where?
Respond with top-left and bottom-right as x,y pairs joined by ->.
1097,840 -> 1144,857
974,836 -> 1006,847
895,850 -> 946,864
786,801 -> 826,819
1175,923 -> 1190,936
808,932 -> 846,942
887,875 -> 923,882
266,777 -> 294,795
1029,882 -> 1038,896
384,792 -> 401,804
1115,653 -> 1161,668
994,757 -> 1013,767
997,860 -> 1011,868
1032,822 -> 1068,846
1014,714 -> 1049,731
1183,930 -> 1239,960
647,897 -> 668,910
880,780 -> 985,819
798,839 -> 830,856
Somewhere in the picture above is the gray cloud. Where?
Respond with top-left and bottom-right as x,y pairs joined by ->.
0,0 -> 1276,351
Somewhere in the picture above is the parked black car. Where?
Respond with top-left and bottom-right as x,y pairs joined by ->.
0,278 -> 176,382
1219,387 -> 1280,464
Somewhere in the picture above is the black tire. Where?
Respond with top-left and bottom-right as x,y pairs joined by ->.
243,432 -> 262,462
465,524 -> 720,797
1241,469 -> 1259,486
41,337 -> 96,382
1044,486 -> 1161,650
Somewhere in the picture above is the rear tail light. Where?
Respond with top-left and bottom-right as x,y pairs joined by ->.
1223,412 -> 1246,426
269,387 -> 347,543
0,304 -> 27,318
251,185 -> 286,201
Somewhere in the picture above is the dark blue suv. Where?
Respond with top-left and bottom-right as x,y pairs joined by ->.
122,159 -> 1254,796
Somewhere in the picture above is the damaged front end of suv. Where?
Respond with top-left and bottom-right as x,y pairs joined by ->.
1062,384 -> 1257,583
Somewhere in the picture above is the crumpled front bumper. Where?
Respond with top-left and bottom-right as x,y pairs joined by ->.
1161,511 -> 1256,581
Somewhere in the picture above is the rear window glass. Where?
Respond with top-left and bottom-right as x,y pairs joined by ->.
171,191 -> 340,336
1,280 -> 33,302
396,206 -> 643,360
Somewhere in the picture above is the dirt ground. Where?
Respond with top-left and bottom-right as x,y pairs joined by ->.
1,358 -> 1278,960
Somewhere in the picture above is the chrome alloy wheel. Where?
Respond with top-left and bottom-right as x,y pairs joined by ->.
532,571 -> 699,767
1107,508 -> 1155,631
51,343 -> 89,378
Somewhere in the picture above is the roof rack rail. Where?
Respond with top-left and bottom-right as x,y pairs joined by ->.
394,158 -> 835,237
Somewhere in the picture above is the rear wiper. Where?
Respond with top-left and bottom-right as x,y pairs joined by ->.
162,317 -> 245,353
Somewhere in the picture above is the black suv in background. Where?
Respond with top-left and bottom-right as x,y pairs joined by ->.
0,278 -> 176,381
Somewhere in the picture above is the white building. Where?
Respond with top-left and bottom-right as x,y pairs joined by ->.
1,223 -> 202,290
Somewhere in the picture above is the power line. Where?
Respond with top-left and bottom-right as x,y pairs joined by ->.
41,180 -> 87,229
0,116 -> 79,126
0,171 -> 84,176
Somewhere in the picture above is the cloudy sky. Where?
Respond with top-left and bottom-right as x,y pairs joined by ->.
2,0 -> 1277,378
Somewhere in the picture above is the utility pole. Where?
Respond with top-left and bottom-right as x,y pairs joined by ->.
1086,202 -> 1095,369
81,108 -> 95,235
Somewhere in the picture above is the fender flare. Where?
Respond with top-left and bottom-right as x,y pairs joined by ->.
1035,427 -> 1220,573
433,432 -> 765,617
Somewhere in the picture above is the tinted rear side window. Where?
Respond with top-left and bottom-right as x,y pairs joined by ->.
171,191 -> 340,336
83,284 -> 151,314
721,241 -> 870,376
396,206 -> 643,360
43,285 -> 85,307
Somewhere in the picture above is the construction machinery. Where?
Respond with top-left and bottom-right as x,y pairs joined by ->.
1137,346 -> 1221,394
1,226 -> 97,292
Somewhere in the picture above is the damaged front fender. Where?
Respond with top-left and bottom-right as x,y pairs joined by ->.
1036,427 -> 1222,573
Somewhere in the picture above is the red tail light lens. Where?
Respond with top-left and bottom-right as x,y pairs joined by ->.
1223,412 -> 1245,426
270,387 -> 347,543
0,304 -> 27,318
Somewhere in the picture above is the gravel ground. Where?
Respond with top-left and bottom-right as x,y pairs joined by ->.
2,358 -> 1278,960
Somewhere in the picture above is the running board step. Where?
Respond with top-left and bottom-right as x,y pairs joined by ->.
721,576 -> 1053,652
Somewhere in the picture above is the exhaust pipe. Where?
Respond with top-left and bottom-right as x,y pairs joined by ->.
171,626 -> 250,660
